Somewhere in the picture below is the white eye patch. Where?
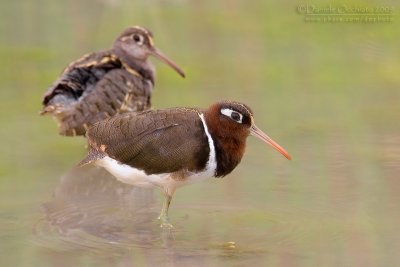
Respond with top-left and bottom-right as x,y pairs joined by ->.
221,108 -> 243,123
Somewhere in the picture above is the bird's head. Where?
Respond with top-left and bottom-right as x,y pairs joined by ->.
113,26 -> 185,78
205,101 -> 291,160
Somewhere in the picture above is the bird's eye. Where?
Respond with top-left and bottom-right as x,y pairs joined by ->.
220,108 -> 243,123
132,34 -> 144,45
231,111 -> 241,121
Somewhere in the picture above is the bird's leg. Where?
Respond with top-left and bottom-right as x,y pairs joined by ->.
158,190 -> 173,228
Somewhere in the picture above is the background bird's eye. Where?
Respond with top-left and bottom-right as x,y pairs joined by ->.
132,34 -> 144,44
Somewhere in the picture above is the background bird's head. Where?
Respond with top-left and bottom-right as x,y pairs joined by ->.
113,26 -> 185,78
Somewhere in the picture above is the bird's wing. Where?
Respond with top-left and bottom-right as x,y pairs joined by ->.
43,52 -> 106,107
56,68 -> 150,136
41,51 -> 150,136
84,108 -> 210,175
41,51 -> 139,110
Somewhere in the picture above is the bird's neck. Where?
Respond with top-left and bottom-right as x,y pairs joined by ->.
204,112 -> 246,177
131,59 -> 156,86
113,49 -> 155,85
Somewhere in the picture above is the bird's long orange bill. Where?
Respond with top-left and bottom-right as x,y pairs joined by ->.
151,47 -> 185,78
250,124 -> 292,160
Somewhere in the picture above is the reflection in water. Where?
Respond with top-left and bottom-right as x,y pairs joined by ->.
33,166 -> 304,266
34,166 -> 171,263
32,166 -> 249,266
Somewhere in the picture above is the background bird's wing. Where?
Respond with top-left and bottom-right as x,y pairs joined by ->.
86,108 -> 210,175
41,51 -> 151,136
56,68 -> 150,136
42,51 -> 118,108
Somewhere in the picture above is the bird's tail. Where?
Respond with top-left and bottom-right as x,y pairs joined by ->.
78,148 -> 105,167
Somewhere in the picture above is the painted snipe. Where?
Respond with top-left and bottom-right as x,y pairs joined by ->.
40,26 -> 185,136
79,101 -> 291,228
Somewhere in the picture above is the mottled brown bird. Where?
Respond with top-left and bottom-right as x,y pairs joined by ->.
40,26 -> 185,136
79,101 -> 291,227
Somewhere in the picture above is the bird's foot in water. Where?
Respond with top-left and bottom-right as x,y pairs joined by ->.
158,215 -> 174,229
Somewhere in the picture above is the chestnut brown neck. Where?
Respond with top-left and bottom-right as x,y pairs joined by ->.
204,105 -> 249,177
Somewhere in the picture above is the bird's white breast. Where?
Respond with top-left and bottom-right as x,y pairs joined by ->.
96,156 -> 164,188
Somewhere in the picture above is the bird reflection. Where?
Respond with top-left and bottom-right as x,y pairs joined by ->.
33,166 -> 262,266
33,165 -> 177,253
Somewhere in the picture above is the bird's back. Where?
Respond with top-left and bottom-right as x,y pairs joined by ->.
82,108 -> 211,175
41,51 -> 152,136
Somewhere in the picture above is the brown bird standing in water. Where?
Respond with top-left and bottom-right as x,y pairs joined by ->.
40,26 -> 185,136
79,101 -> 291,227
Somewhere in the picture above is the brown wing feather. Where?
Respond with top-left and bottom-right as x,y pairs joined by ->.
85,108 -> 210,175
41,51 -> 151,136
42,51 -> 111,107
58,69 -> 150,135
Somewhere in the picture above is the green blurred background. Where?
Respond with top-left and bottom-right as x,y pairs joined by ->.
0,0 -> 399,266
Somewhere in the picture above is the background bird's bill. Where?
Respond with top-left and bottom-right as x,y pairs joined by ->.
150,47 -> 186,78
250,125 -> 292,160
